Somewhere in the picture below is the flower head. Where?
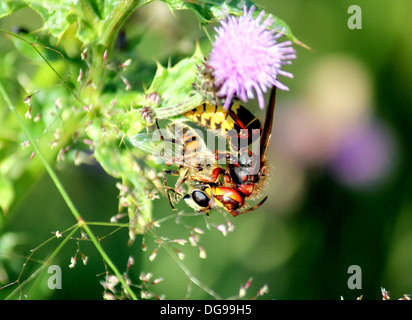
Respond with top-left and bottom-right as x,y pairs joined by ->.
208,6 -> 297,109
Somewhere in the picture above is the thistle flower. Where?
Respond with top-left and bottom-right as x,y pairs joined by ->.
208,6 -> 297,109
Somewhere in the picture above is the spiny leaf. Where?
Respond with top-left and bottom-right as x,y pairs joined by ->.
146,43 -> 204,111
108,111 -> 144,137
1,0 -> 151,46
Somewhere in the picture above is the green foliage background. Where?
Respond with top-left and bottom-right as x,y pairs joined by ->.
1,0 -> 412,300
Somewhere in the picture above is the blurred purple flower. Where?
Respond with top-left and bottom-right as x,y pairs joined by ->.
209,6 -> 296,109
329,121 -> 397,189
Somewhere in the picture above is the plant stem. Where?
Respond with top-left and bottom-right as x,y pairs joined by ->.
148,229 -> 222,300
3,225 -> 78,299
100,0 -> 152,54
81,0 -> 152,94
0,82 -> 138,300
26,226 -> 80,299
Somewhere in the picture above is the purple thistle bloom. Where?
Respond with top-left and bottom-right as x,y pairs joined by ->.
329,121 -> 396,189
209,6 -> 297,109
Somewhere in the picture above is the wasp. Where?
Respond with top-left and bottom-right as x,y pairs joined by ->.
131,86 -> 277,217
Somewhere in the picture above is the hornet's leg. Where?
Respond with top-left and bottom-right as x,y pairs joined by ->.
162,169 -> 180,210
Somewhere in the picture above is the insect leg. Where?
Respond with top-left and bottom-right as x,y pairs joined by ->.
162,169 -> 180,210
154,120 -> 179,145
230,196 -> 268,217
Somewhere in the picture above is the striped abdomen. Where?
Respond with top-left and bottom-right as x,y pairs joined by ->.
183,102 -> 261,135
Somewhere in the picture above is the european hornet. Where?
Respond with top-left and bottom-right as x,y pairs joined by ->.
131,86 -> 277,217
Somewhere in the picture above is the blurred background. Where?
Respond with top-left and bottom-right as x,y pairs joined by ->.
1,0 -> 412,299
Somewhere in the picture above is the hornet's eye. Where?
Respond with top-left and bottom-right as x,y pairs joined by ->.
191,190 -> 210,208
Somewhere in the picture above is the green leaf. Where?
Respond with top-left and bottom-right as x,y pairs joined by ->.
0,0 -> 27,18
146,43 -> 204,111
269,14 -> 311,51
94,137 -> 153,236
161,0 -> 254,24
1,0 -> 84,42
107,111 -> 144,137
161,0 -> 309,49
1,0 -> 150,48
0,176 -> 15,214
87,114 -> 152,237
27,0 -> 75,40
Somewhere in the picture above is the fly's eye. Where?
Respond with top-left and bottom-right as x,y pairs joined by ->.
191,190 -> 210,208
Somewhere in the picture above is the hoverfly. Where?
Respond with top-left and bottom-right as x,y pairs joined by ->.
131,86 -> 277,217
183,101 -> 261,139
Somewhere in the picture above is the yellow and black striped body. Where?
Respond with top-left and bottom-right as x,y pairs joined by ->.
183,102 -> 261,136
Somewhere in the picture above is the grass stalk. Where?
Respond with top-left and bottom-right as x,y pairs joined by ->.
0,82 -> 138,300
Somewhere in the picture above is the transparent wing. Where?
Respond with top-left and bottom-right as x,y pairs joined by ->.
129,132 -> 170,156
130,123 -> 217,168
129,131 -> 176,165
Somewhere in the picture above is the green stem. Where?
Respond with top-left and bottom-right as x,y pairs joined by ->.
0,82 -> 138,300
0,28 -> 81,103
100,0 -> 152,53
27,226 -> 80,299
82,0 -> 152,94
5,225 -> 79,299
